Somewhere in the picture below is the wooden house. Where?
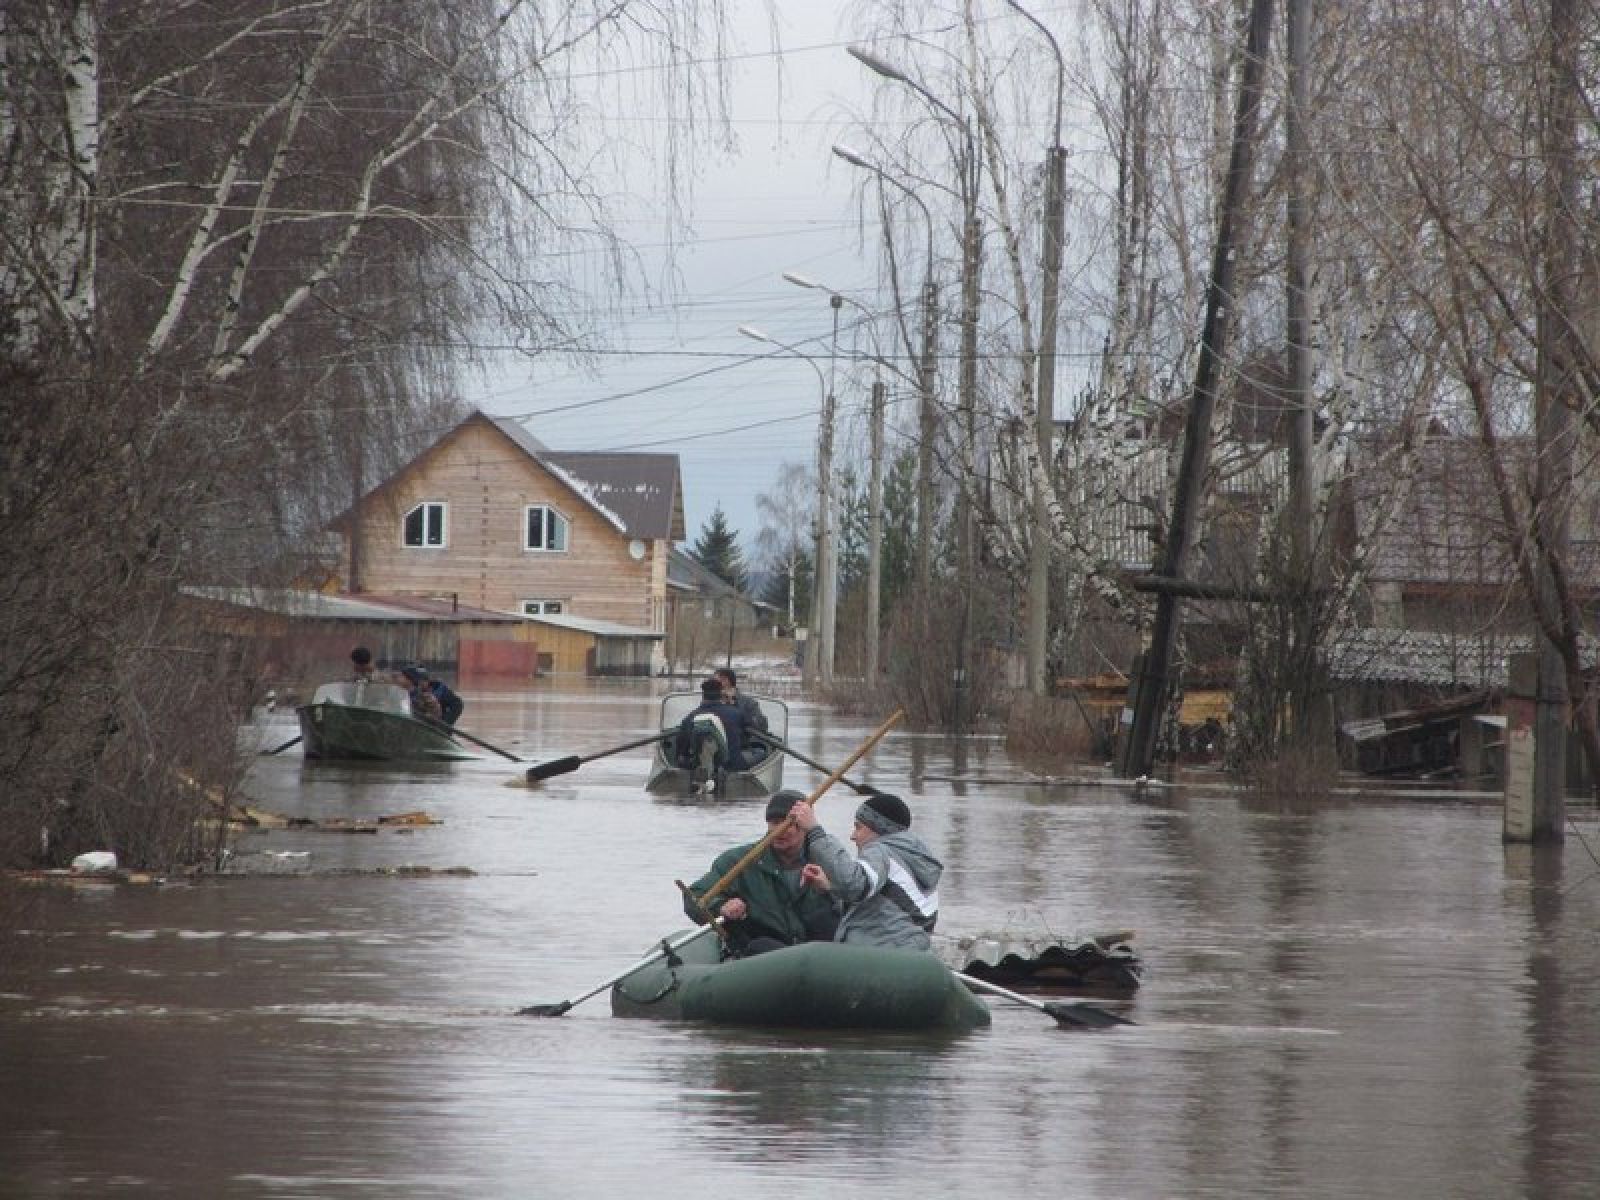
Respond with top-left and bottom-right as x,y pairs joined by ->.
329,409 -> 684,676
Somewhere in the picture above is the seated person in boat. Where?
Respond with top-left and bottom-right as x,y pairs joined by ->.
674,677 -> 746,770
713,667 -> 768,766
411,666 -> 464,726
790,792 -> 941,952
350,645 -> 376,682
682,788 -> 840,957
397,666 -> 444,722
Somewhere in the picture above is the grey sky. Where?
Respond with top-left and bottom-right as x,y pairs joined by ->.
462,2 -> 889,556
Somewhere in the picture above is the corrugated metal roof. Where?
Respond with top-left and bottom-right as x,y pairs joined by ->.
1323,628 -> 1524,687
521,612 -> 664,639
183,587 -> 522,623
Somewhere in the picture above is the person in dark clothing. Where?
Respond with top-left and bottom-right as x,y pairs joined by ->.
400,666 -> 463,725
682,789 -> 840,956
675,676 -> 745,771
713,667 -> 768,766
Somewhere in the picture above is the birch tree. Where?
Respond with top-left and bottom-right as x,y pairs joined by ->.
0,0 -> 732,868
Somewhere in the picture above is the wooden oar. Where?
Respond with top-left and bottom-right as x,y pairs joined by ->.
523,730 -> 674,783
518,921 -> 723,1017
749,730 -> 876,795
261,734 -> 302,756
956,972 -> 1135,1029
418,718 -> 523,763
697,709 -> 904,910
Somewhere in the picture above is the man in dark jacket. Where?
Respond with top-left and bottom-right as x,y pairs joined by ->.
790,791 -> 940,951
713,667 -> 768,766
675,676 -> 745,771
682,789 -> 840,956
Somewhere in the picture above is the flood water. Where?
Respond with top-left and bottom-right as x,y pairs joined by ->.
4,681 -> 1599,1198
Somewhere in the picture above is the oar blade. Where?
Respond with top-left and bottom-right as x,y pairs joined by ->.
1042,1000 -> 1135,1029
516,1000 -> 574,1017
525,755 -> 582,783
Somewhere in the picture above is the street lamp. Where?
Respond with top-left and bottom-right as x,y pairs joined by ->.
848,43 -> 983,733
737,323 -> 835,690
1007,2 -> 1070,698
780,275 -> 891,688
831,142 -> 941,594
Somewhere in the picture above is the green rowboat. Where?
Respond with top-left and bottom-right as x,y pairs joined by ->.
610,927 -> 991,1032
296,681 -> 477,762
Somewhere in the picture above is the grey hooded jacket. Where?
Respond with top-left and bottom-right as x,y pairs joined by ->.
802,825 -> 941,951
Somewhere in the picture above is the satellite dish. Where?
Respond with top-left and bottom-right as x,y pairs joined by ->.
628,539 -> 647,561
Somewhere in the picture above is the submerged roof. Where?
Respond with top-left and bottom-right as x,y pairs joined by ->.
183,587 -> 523,623
520,611 -> 664,640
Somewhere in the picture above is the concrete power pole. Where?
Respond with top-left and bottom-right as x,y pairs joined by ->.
867,380 -> 886,684
1120,0 -> 1276,778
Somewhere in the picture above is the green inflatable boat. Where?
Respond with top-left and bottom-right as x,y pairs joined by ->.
610,927 -> 992,1032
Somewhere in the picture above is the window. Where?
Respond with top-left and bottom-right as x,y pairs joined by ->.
403,502 -> 446,548
525,505 -> 569,552
521,599 -> 565,616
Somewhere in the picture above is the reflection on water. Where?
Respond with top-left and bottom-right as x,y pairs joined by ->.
2,681 -> 1599,1198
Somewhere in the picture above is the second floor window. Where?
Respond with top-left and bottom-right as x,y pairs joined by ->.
403,501 -> 446,548
525,505 -> 569,552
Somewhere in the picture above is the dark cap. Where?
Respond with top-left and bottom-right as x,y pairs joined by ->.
700,677 -> 723,698
765,788 -> 806,822
855,792 -> 910,834
351,646 -> 372,666
401,665 -> 427,684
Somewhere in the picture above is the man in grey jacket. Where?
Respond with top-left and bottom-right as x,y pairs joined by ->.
788,792 -> 940,951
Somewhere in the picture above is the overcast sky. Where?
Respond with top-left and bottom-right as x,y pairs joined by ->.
460,2 -> 898,557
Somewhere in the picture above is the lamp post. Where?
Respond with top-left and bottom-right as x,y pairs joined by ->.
781,274 -> 894,688
848,44 -> 983,733
831,143 -> 941,597
1007,3 -> 1068,698
737,323 -> 834,690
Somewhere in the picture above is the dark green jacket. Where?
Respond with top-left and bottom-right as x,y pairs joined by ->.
683,840 -> 839,954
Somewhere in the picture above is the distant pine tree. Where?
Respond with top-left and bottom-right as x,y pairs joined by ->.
690,505 -> 749,593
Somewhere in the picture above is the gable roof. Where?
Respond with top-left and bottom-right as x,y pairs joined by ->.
1350,436 -> 1600,587
481,413 -> 684,541
336,410 -> 684,542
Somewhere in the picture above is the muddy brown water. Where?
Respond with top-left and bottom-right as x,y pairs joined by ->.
3,682 -> 1598,1198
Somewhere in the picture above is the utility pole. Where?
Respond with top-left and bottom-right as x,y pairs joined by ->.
1120,0 -> 1276,778
818,293 -> 843,689
1284,0 -> 1319,745
916,279 -> 940,594
867,379 -> 886,684
1028,142 -> 1067,696
953,205 -> 982,733
1010,1 -> 1068,697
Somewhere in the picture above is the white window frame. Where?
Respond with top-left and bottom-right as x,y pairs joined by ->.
402,501 -> 447,548
524,504 -> 570,553
520,599 -> 567,616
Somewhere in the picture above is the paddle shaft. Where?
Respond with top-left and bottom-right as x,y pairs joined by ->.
520,921 -> 722,1016
525,730 -> 673,781
696,709 -> 904,910
956,971 -> 1133,1028
262,734 -> 302,755
750,730 -> 874,795
418,717 -> 523,763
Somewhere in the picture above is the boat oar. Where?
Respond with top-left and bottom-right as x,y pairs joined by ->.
523,730 -> 673,783
419,719 -> 524,763
518,920 -> 722,1017
956,972 -> 1135,1030
261,734 -> 302,755
697,709 -> 905,909
750,730 -> 876,795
